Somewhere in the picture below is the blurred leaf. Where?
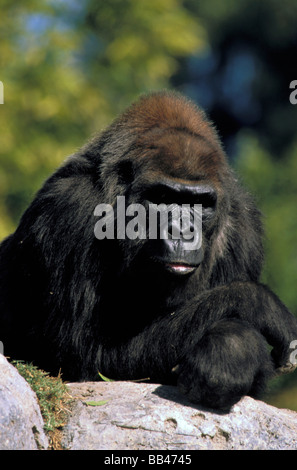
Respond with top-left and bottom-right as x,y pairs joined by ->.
84,400 -> 109,406
98,371 -> 115,382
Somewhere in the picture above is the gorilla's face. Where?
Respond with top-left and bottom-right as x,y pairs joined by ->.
109,126 -> 226,278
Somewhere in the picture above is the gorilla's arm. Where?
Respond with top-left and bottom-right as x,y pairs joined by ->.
98,281 -> 297,408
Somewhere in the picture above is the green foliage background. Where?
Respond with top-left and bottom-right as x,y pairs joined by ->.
0,0 -> 204,238
0,0 -> 296,410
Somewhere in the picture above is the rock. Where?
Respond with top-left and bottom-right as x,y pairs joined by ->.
1,358 -> 296,451
0,355 -> 48,450
61,381 -> 297,450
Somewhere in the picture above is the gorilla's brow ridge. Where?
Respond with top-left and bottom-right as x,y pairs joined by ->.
171,126 -> 208,141
141,125 -> 215,150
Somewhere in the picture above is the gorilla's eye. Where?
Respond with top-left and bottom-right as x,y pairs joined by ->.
198,191 -> 217,219
143,183 -> 217,212
143,185 -> 178,205
117,160 -> 135,185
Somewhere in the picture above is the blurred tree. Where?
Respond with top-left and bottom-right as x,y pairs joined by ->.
176,0 -> 297,157
0,0 -> 205,238
83,0 -> 205,110
235,134 -> 297,312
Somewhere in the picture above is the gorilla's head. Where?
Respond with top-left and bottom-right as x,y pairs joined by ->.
92,91 -> 231,282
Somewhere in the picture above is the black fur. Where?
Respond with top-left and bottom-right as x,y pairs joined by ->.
0,91 -> 296,410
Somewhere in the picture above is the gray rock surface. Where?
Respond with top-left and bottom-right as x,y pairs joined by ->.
1,357 -> 297,451
62,381 -> 297,450
0,355 -> 48,450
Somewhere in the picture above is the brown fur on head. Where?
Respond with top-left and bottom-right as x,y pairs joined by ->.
119,91 -> 221,144
97,91 -> 230,200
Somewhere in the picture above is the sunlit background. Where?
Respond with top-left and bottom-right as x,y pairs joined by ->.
1,0 -> 297,410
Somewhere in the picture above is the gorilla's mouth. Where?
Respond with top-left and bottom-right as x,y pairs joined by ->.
164,263 -> 197,275
146,255 -> 200,276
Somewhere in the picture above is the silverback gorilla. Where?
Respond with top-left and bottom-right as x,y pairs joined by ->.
0,91 -> 297,410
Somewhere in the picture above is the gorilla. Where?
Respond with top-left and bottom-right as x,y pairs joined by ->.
0,91 -> 296,410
